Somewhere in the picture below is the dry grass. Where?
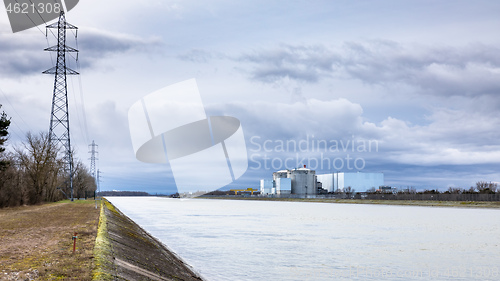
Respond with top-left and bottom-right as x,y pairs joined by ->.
0,200 -> 100,280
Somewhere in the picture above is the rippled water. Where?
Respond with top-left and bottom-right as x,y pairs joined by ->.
106,197 -> 500,281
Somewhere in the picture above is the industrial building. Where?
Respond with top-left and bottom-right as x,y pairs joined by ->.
260,179 -> 274,195
260,165 -> 317,196
316,172 -> 384,193
260,167 -> 384,196
260,178 -> 292,195
275,178 -> 292,195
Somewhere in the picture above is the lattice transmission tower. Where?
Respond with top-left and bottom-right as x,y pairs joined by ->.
88,140 -> 98,182
43,11 -> 78,201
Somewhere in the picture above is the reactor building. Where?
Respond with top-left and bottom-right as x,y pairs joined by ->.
260,166 -> 384,196
260,165 -> 317,196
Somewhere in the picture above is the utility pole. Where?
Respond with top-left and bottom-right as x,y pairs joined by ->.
43,11 -> 78,201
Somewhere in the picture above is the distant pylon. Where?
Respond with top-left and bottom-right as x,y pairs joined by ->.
43,11 -> 79,201
88,140 -> 98,181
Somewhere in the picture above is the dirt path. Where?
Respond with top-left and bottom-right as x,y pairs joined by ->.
0,200 -> 100,280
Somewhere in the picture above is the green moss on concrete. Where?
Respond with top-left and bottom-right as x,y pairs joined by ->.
92,198 -> 204,280
92,200 -> 115,281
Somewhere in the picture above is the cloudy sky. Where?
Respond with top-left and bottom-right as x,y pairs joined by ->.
1,0 -> 500,194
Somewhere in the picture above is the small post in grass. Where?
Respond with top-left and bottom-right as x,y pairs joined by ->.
72,232 -> 78,253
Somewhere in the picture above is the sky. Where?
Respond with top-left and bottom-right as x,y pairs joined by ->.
1,0 -> 500,194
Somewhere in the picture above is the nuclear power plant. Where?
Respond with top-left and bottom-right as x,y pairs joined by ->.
259,165 -> 384,196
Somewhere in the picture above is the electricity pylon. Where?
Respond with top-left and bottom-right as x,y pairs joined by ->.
89,141 -> 99,179
43,11 -> 78,201
88,140 -> 98,182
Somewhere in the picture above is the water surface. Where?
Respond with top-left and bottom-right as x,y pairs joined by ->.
107,197 -> 500,281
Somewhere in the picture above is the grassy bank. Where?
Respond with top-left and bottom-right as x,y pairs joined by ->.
1,198 -> 204,280
200,196 -> 500,208
0,199 -> 100,280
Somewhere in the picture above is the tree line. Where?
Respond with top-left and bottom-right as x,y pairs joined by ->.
97,191 -> 150,197
360,182 -> 499,201
0,105 -> 96,208
366,181 -> 499,195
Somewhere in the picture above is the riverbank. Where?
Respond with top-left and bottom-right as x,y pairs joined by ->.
93,198 -> 204,280
199,196 -> 500,208
0,199 -> 204,280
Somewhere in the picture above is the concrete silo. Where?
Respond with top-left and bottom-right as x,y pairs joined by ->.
289,166 -> 316,196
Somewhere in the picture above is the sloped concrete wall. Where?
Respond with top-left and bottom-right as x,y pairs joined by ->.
93,199 -> 204,281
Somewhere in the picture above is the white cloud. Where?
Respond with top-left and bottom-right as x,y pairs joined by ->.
238,42 -> 500,99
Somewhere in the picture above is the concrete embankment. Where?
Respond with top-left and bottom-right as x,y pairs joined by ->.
93,199 -> 204,281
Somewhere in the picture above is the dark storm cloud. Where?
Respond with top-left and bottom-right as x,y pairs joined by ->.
77,29 -> 162,57
240,45 -> 340,83
0,34 -> 47,78
0,29 -> 161,77
240,41 -> 500,97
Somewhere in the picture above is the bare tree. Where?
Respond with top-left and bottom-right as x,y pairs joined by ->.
0,109 -> 24,207
344,186 -> 355,198
476,181 -> 497,194
399,186 -> 417,194
489,182 -> 498,193
15,132 -> 64,204
0,153 -> 25,207
446,187 -> 463,194
463,186 -> 477,194
73,160 -> 97,198
476,181 -> 489,192
1,128 -> 95,207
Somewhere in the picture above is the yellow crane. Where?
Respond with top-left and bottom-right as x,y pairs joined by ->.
229,188 -> 258,195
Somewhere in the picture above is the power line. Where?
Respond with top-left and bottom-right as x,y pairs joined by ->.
26,0 -> 60,41
73,35 -> 91,145
0,86 -> 30,130
67,59 -> 89,146
0,111 -> 23,141
0,87 -> 28,141
26,0 -> 57,65
13,0 -> 45,36
46,36 -> 54,65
